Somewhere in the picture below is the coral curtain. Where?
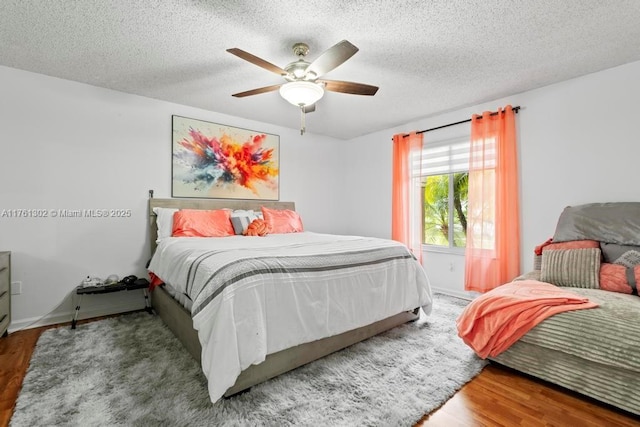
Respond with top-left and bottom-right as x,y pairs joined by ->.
464,105 -> 520,292
392,132 -> 423,263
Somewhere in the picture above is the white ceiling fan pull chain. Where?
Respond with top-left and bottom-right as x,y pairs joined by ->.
300,105 -> 306,135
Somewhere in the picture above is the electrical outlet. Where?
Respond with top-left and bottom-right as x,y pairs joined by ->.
449,262 -> 454,272
11,281 -> 22,295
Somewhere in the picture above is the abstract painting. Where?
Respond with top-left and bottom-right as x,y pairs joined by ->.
172,115 -> 279,200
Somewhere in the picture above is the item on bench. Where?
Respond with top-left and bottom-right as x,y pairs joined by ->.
80,276 -> 103,287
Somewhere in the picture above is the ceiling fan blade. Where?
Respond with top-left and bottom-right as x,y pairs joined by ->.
227,48 -> 288,76
231,84 -> 282,98
305,40 -> 359,77
303,104 -> 316,113
319,79 -> 379,96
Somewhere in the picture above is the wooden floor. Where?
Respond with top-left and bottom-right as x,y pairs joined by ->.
1,322 -> 639,427
417,364 -> 640,427
0,326 -> 43,427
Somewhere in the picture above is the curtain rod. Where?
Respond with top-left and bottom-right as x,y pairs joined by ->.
400,105 -> 521,138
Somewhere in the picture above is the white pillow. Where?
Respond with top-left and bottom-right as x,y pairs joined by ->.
153,207 -> 179,241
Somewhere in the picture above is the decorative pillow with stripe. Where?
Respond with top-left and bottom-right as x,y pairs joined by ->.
599,263 -> 640,294
540,248 -> 601,289
600,242 -> 640,294
533,239 -> 600,271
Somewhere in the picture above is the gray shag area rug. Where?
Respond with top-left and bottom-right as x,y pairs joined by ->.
11,294 -> 485,426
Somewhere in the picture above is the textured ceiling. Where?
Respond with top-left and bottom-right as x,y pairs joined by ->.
2,1 -> 640,139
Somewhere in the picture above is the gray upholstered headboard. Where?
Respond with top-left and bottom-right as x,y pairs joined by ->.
148,198 -> 296,255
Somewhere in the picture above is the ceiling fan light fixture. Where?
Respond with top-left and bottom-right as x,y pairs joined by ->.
279,81 -> 324,107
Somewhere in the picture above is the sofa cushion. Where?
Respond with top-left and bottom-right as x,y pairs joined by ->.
553,202 -> 640,245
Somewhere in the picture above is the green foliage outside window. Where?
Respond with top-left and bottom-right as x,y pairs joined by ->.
423,172 -> 468,247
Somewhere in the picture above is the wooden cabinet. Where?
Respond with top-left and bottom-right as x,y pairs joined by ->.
0,252 -> 10,337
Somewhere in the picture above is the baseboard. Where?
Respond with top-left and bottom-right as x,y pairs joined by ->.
8,297 -> 146,333
431,286 -> 477,301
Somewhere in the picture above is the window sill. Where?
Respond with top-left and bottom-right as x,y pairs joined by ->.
422,245 -> 465,256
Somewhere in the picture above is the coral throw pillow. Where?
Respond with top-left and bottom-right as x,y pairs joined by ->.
261,206 -> 304,234
244,218 -> 271,237
171,209 -> 234,237
541,239 -> 600,253
599,263 -> 639,294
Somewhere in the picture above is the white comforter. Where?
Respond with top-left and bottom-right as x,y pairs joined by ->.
148,232 -> 432,403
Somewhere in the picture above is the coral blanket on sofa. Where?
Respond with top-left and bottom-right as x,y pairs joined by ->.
456,280 -> 598,358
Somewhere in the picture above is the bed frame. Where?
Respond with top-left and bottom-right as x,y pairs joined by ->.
148,197 -> 419,397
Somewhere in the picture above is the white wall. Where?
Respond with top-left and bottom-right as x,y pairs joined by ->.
5,58 -> 640,326
0,65 -> 347,330
343,60 -> 640,298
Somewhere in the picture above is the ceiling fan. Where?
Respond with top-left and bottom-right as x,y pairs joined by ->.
227,40 -> 378,134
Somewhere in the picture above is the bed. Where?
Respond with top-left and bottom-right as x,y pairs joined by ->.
147,197 -> 433,403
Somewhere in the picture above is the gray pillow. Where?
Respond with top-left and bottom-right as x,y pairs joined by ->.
553,202 -> 640,245
230,210 -> 261,235
540,248 -> 601,288
600,242 -> 640,267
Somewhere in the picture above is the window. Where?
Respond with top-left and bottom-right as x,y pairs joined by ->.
413,136 -> 469,249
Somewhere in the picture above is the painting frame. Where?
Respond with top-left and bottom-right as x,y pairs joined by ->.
171,115 -> 280,200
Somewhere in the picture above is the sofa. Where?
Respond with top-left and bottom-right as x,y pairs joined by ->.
488,202 -> 640,416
